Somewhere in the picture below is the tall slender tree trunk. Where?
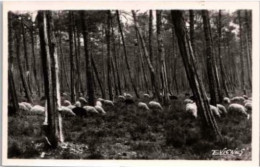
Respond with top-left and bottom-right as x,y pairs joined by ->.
217,10 -> 229,98
149,10 -> 155,95
15,31 -> 32,103
202,10 -> 217,106
38,11 -> 63,148
116,10 -> 139,98
157,10 -> 169,104
106,11 -> 113,100
189,10 -> 195,50
238,11 -> 246,94
171,10 -> 222,140
8,13 -> 19,113
112,25 -> 122,95
69,11 -> 76,103
132,10 -> 160,101
80,11 -> 95,106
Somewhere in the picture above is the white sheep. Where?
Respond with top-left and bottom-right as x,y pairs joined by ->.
30,105 -> 45,115
95,105 -> 106,115
95,100 -> 102,107
63,100 -> 72,106
75,101 -> 81,107
21,102 -> 33,110
210,105 -> 221,118
103,100 -> 114,106
58,106 -> 76,116
124,93 -> 133,99
231,96 -> 245,105
79,97 -> 88,106
97,98 -> 105,102
223,97 -> 230,104
185,102 -> 197,118
148,101 -> 163,110
138,102 -> 149,110
217,104 -> 227,115
228,103 -> 249,119
83,105 -> 99,114
118,95 -> 126,101
184,99 -> 194,104
244,102 -> 252,111
143,93 -> 151,99
19,103 -> 29,111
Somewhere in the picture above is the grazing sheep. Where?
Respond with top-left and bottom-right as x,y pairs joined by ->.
243,99 -> 251,105
95,100 -> 102,107
97,98 -> 105,102
95,105 -> 106,115
118,95 -> 126,101
103,100 -> 114,106
223,97 -> 231,104
185,102 -> 197,118
30,105 -> 45,115
228,103 -> 249,118
124,93 -> 133,99
210,105 -> 221,118
231,96 -> 245,105
244,102 -> 252,111
217,104 -> 227,115
148,101 -> 163,110
67,105 -> 76,110
79,97 -> 88,106
19,103 -> 28,111
21,102 -> 33,110
63,100 -> 72,106
58,106 -> 76,116
138,102 -> 149,110
143,93 -> 151,99
184,99 -> 194,104
75,101 -> 81,107
83,105 -> 99,114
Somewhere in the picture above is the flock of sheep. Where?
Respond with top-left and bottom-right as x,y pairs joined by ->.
16,92 -> 252,122
185,95 -> 252,119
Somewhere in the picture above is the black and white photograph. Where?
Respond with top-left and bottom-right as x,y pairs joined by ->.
2,1 -> 259,166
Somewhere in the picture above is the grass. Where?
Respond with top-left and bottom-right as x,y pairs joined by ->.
7,97 -> 252,160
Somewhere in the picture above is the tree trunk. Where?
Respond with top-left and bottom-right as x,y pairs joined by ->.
58,30 -> 70,91
157,10 -> 169,104
69,11 -> 76,103
171,10 -> 222,140
8,13 -> 19,113
106,11 -> 113,100
202,10 -> 217,106
15,30 -> 32,103
80,11 -> 95,106
132,10 -> 160,100
189,10 -> 195,50
116,10 -> 139,98
217,10 -> 229,98
38,11 -> 63,148
112,24 -> 122,95
238,11 -> 246,94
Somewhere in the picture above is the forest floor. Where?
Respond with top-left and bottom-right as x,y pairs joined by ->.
8,97 -> 252,160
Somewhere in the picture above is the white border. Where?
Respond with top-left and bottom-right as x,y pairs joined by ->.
2,1 -> 259,167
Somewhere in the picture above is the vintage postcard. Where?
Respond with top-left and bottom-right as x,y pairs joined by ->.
1,1 -> 259,167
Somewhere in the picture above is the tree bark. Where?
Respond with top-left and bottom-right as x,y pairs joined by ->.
80,11 -> 95,106
238,11 -> 246,94
202,10 -> 217,106
116,10 -> 139,98
171,10 -> 222,140
217,10 -> 229,98
69,11 -> 76,103
8,12 -> 19,113
106,11 -> 113,100
157,10 -> 169,104
38,11 -> 63,148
